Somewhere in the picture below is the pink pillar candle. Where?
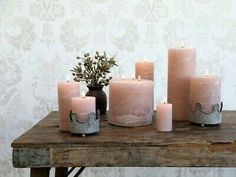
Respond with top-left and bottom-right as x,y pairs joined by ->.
72,96 -> 96,122
135,60 -> 154,81
109,79 -> 154,127
168,47 -> 196,120
58,81 -> 80,131
190,75 -> 221,113
156,102 -> 172,132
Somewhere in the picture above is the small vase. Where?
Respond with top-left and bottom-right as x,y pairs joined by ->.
86,85 -> 107,114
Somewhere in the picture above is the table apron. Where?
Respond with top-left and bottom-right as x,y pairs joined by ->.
12,144 -> 236,168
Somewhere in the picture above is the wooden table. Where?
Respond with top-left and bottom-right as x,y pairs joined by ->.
12,111 -> 236,177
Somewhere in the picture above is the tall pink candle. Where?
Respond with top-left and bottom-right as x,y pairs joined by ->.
58,81 -> 80,131
156,101 -> 172,132
72,96 -> 96,122
135,60 -> 154,81
168,47 -> 196,120
190,75 -> 221,113
109,78 -> 154,127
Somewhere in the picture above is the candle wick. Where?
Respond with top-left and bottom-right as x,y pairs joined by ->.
122,74 -> 125,80
181,41 -> 184,48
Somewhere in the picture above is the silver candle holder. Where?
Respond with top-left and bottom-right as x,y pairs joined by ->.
189,102 -> 223,126
69,110 -> 100,136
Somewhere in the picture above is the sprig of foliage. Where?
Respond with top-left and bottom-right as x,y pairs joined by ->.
71,51 -> 118,87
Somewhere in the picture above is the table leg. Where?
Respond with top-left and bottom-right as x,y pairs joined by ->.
55,167 -> 68,177
74,167 -> 86,177
30,168 -> 50,177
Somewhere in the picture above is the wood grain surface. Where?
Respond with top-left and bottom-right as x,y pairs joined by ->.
11,111 -> 236,168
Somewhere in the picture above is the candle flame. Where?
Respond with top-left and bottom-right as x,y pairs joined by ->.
122,74 -> 125,80
131,74 -> 135,80
163,97 -> 167,104
181,41 -> 184,48
66,75 -> 70,82
81,91 -> 85,98
138,75 -> 141,81
205,69 -> 209,76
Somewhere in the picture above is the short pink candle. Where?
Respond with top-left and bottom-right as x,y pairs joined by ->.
109,78 -> 154,127
135,60 -> 154,81
168,47 -> 196,120
72,96 -> 96,122
190,75 -> 221,113
58,81 -> 80,131
156,101 -> 172,132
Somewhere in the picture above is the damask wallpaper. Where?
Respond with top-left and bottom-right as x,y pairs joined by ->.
0,0 -> 236,176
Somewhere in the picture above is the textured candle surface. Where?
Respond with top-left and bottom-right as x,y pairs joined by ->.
168,48 -> 196,120
72,96 -> 96,122
190,75 -> 221,113
156,103 -> 172,132
58,81 -> 80,131
135,61 -> 154,81
109,79 -> 154,127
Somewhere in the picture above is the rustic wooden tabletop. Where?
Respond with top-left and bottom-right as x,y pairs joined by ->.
11,111 -> 236,177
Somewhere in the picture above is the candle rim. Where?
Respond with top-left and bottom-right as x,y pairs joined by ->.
168,48 -> 196,50
157,103 -> 172,106
135,60 -> 154,64
72,96 -> 96,100
191,75 -> 220,79
57,80 -> 80,84
109,78 -> 153,83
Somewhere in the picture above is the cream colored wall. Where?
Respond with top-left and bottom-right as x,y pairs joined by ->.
1,0 -> 236,176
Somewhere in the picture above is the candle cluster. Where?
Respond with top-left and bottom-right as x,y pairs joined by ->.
57,45 -> 222,134
167,45 -> 222,127
57,79 -> 96,132
57,80 -> 80,131
168,45 -> 222,127
108,58 -> 173,131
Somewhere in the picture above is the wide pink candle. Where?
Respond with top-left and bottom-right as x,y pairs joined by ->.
135,60 -> 154,81
190,75 -> 221,113
168,47 -> 196,120
58,81 -> 80,131
109,79 -> 154,127
72,96 -> 96,122
156,102 -> 172,132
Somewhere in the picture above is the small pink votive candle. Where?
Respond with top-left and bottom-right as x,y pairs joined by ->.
156,100 -> 173,132
72,96 -> 96,122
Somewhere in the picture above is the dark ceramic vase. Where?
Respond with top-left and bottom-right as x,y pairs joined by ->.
86,85 -> 107,114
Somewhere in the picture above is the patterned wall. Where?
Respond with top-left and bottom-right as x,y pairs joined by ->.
0,0 -> 236,176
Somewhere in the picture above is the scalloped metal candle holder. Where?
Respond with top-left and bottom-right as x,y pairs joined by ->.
69,110 -> 100,136
189,102 -> 223,126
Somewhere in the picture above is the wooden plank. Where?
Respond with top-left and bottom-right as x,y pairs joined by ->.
30,168 -> 50,177
11,111 -> 236,148
50,143 -> 236,167
13,148 -> 50,168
